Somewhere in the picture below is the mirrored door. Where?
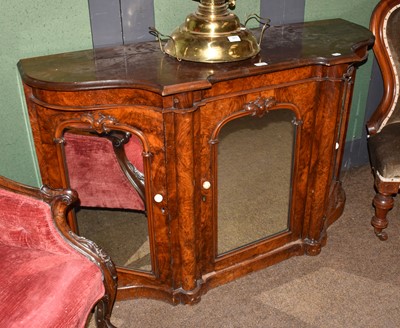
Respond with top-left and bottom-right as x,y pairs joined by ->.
60,121 -> 154,273
216,109 -> 296,255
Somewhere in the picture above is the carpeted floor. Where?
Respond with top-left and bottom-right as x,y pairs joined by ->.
88,164 -> 400,327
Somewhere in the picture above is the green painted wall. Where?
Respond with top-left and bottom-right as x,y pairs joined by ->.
0,0 -> 92,186
305,0 -> 380,141
0,0 -> 378,186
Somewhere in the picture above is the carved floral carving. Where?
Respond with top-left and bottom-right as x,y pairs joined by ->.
69,231 -> 118,281
81,112 -> 118,134
243,97 -> 277,117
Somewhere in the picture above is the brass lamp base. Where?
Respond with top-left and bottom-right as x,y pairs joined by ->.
164,0 -> 260,63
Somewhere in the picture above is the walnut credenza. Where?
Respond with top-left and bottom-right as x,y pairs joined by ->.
18,19 -> 374,304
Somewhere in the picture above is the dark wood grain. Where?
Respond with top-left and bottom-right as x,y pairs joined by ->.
19,19 -> 374,304
18,19 -> 373,95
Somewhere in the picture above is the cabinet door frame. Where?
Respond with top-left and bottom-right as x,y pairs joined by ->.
210,100 -> 302,261
53,112 -> 159,272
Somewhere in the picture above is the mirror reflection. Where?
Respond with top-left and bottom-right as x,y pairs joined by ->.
63,131 -> 152,271
76,208 -> 151,271
217,109 -> 295,255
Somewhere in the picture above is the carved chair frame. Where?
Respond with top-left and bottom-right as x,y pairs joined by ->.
0,175 -> 118,327
367,0 -> 400,240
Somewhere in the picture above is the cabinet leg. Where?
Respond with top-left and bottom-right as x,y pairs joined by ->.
371,192 -> 394,241
304,238 -> 322,256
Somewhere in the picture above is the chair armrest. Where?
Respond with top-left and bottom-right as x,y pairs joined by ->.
0,176 -> 77,252
0,175 -> 117,325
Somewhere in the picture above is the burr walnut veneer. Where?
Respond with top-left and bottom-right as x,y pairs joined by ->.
18,19 -> 374,304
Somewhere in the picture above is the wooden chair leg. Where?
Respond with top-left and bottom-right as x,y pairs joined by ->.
94,297 -> 117,328
371,192 -> 394,241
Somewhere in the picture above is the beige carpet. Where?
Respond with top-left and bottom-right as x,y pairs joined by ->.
87,165 -> 400,327
259,267 -> 400,327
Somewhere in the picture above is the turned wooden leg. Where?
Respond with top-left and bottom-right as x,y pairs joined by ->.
371,192 -> 394,241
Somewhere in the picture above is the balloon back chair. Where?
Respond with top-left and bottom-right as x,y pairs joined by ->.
367,0 -> 400,240
0,175 -> 117,327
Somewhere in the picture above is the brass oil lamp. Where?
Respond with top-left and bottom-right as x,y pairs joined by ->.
151,0 -> 266,63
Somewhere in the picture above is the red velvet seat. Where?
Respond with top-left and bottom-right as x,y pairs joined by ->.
0,176 -> 117,327
64,132 -> 145,211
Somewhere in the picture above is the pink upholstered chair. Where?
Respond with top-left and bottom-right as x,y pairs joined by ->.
0,175 -> 117,327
